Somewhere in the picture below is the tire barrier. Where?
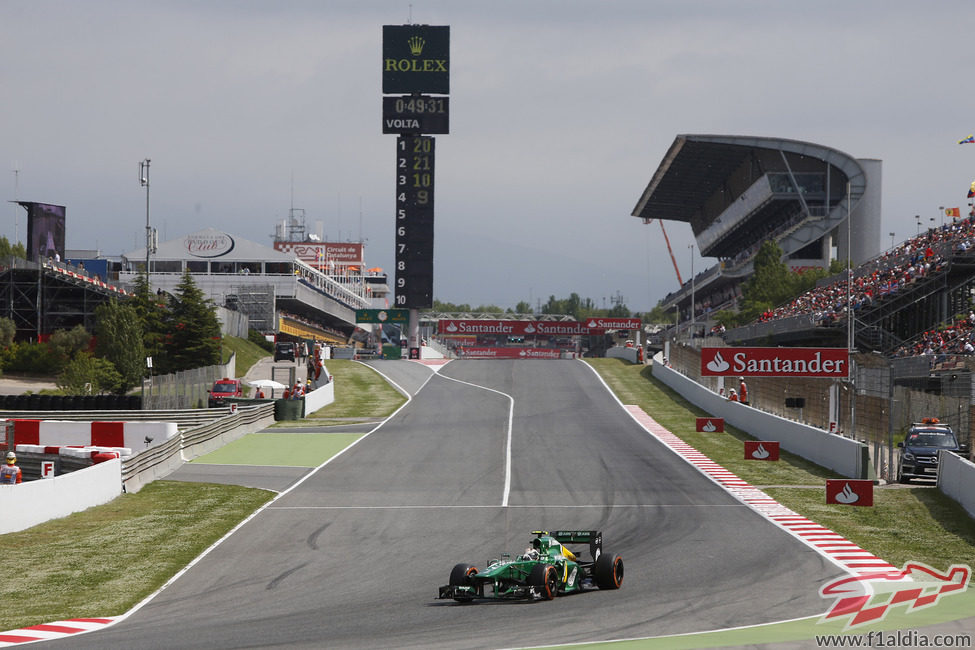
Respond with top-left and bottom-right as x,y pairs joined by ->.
0,393 -> 143,411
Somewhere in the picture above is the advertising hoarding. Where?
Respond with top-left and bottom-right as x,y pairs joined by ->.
21,202 -> 65,262
700,347 -> 849,378
273,242 -> 365,266
438,319 -> 634,336
382,25 -> 450,94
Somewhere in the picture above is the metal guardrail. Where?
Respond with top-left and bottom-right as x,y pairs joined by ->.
120,402 -> 276,492
3,403 -> 277,492
181,403 -> 274,449
0,408 -> 236,430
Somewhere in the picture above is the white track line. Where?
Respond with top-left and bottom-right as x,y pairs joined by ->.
428,371 -> 515,507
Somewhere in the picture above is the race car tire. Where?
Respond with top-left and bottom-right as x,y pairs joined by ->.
449,563 -> 478,586
594,553 -> 624,589
528,564 -> 558,600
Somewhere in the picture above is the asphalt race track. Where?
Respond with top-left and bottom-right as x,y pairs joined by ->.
41,360 -> 844,649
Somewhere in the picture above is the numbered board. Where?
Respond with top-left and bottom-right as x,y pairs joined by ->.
395,135 -> 435,308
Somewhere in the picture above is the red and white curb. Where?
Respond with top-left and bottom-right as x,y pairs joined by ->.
0,617 -> 117,647
624,405 -> 898,576
413,358 -> 450,367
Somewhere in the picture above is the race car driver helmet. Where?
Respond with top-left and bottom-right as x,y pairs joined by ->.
5,451 -> 15,464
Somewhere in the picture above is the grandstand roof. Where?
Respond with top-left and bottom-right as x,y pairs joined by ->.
123,228 -> 292,263
631,134 -> 866,228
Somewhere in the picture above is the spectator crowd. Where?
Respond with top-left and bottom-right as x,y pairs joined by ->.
754,217 -> 975,343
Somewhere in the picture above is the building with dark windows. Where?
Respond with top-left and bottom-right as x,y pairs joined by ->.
121,229 -> 388,345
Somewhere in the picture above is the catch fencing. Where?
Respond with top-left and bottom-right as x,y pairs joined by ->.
142,354 -> 236,410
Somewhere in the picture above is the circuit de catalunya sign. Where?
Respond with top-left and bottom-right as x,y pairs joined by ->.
700,347 -> 849,378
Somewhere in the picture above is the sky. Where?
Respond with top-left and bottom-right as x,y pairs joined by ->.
2,0 -> 974,314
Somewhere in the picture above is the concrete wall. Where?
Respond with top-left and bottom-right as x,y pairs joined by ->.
216,306 -> 249,338
653,354 -> 866,478
606,347 -> 639,363
0,459 -> 122,535
938,451 -> 975,519
303,381 -> 335,416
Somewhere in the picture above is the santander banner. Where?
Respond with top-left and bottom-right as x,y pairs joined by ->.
700,347 -> 849,378
695,417 -> 724,432
460,347 -> 563,359
439,318 -> 641,336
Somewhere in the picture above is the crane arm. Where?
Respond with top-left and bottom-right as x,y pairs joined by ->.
646,219 -> 683,286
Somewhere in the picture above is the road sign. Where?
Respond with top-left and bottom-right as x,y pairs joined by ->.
356,309 -> 409,324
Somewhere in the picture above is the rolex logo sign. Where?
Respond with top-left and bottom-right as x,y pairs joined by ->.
407,35 -> 425,56
383,24 -> 450,94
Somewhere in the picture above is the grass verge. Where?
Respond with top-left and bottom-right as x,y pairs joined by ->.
222,335 -> 271,382
282,359 -> 407,427
585,358 -> 975,582
0,481 -> 274,630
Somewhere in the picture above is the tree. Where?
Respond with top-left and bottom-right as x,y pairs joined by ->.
608,303 -> 632,318
0,236 -> 26,260
129,270 -> 169,369
645,303 -> 675,325
57,352 -> 122,395
95,299 -> 146,393
0,317 -> 16,347
733,242 -> 850,325
48,325 -> 92,369
164,270 -> 221,373
514,301 -> 533,314
742,241 -> 792,306
433,299 -> 472,312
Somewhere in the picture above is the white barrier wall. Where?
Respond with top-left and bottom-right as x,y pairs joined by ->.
606,347 -> 639,363
938,451 -> 975,519
8,419 -> 179,455
653,356 -> 866,478
303,381 -> 335,416
0,459 -> 122,535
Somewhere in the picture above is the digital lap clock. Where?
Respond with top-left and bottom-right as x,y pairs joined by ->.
383,95 -> 449,134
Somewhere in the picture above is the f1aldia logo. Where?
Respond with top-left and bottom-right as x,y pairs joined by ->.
819,562 -> 970,629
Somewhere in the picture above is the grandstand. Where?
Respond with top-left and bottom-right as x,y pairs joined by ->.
0,256 -> 130,340
631,134 -> 882,330
724,215 -> 975,354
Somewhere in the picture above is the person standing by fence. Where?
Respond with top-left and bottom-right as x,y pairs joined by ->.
1,452 -> 22,485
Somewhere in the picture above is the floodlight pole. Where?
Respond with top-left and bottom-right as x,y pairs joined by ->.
689,243 -> 695,338
140,159 -> 151,292
846,183 -> 852,354
847,182 -> 855,441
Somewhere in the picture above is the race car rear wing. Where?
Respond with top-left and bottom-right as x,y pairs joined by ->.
551,530 -> 602,560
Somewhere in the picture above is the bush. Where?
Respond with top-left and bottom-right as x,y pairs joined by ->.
56,352 -> 122,395
0,318 -> 15,347
248,329 -> 274,352
4,342 -> 62,375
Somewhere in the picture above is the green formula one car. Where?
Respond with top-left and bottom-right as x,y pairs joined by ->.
438,530 -> 623,602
